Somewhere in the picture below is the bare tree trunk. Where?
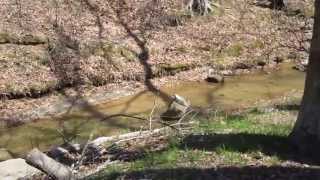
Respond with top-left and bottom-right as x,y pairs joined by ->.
289,0 -> 320,154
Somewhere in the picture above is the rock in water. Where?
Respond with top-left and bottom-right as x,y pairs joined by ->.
206,69 -> 224,83
0,158 -> 40,179
161,95 -> 190,121
172,94 -> 189,106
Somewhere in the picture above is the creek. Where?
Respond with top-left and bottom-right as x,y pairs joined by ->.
0,63 -> 305,159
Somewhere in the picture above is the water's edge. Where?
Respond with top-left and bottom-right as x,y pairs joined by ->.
0,63 -> 306,159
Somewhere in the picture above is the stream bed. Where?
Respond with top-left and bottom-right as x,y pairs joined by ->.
0,63 -> 306,158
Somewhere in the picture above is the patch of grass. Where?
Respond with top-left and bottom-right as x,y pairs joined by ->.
156,63 -> 193,75
211,3 -> 225,17
215,145 -> 248,165
88,111 -> 296,179
197,112 -> 292,136
132,148 -> 179,170
82,42 -> 136,63
301,7 -> 315,18
209,43 -> 244,63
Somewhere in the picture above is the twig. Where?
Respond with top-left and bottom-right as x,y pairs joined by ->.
149,97 -> 158,131
73,133 -> 94,170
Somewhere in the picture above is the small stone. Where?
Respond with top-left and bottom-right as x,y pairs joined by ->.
221,70 -> 233,76
161,95 -> 190,121
206,69 -> 224,83
0,158 -> 41,179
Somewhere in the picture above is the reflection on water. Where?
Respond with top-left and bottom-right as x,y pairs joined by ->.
0,63 -> 305,157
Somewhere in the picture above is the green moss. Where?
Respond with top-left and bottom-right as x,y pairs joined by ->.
0,33 -> 10,43
158,63 -> 191,73
301,6 -> 315,18
118,47 -> 136,62
251,40 -> 265,49
211,3 -> 225,17
20,34 -> 47,45
175,46 -> 188,53
0,33 -> 18,44
87,42 -> 136,62
224,43 -> 244,57
208,43 -> 244,63
0,33 -> 46,45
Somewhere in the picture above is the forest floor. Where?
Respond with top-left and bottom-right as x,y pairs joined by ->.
0,0 -> 314,125
84,99 -> 320,180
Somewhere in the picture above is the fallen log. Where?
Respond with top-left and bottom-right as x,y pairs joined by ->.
90,127 -> 172,147
90,121 -> 196,147
25,148 -> 76,180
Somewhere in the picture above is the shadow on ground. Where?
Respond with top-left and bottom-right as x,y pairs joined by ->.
181,133 -> 320,165
96,166 -> 320,180
89,133 -> 320,180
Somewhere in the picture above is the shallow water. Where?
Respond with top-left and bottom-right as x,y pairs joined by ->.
0,63 -> 305,157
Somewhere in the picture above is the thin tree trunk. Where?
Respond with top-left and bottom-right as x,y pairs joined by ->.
289,0 -> 320,154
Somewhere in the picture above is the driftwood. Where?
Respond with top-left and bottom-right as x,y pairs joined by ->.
90,127 -> 172,147
25,148 -> 76,180
90,121 -> 196,147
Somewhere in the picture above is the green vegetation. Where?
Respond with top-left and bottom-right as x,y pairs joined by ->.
157,63 -> 194,75
88,109 -> 296,179
224,43 -> 244,57
0,33 -> 46,45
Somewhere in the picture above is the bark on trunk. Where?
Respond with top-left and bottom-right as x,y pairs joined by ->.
289,0 -> 320,154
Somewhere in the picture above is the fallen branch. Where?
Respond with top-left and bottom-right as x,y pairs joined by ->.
102,113 -> 181,131
90,127 -> 171,146
90,120 -> 196,147
25,148 -> 76,180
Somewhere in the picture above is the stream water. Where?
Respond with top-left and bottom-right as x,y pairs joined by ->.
0,63 -> 306,158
